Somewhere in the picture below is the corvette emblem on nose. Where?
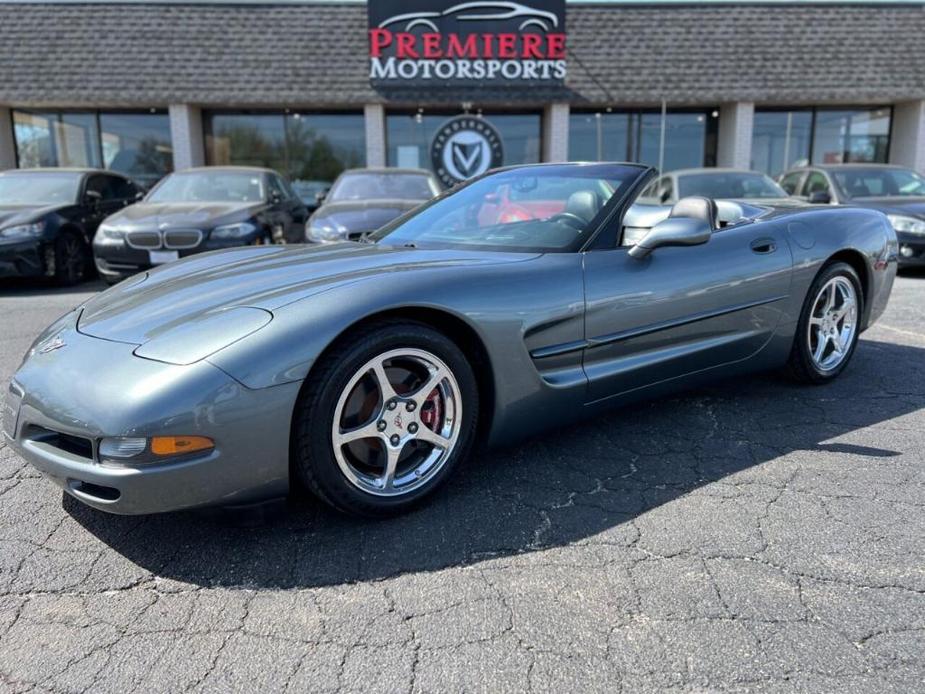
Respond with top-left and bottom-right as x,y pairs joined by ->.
39,336 -> 66,354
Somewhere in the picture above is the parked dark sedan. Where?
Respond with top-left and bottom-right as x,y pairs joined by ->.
779,163 -> 925,267
306,168 -> 440,243
0,168 -> 140,284
93,166 -> 308,284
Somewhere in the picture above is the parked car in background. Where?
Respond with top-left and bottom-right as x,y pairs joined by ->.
306,168 -> 440,243
0,168 -> 141,285
638,168 -> 791,206
93,166 -> 308,284
292,179 -> 331,214
779,164 -> 925,268
626,168 -> 801,245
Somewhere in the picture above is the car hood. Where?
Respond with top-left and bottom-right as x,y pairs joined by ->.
312,199 -> 425,233
77,242 -> 536,346
0,204 -> 63,228
104,202 -> 261,230
848,197 -> 925,217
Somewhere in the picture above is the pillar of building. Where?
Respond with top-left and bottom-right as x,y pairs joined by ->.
0,107 -> 17,171
716,102 -> 754,169
364,104 -> 386,168
542,103 -> 570,162
889,100 -> 925,173
168,104 -> 205,170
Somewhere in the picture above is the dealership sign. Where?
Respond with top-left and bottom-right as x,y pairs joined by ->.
431,116 -> 504,186
368,1 -> 567,87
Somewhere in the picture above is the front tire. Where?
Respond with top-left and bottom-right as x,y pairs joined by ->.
787,261 -> 863,384
292,321 -> 479,516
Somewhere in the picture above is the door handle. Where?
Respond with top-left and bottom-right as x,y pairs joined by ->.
750,238 -> 777,254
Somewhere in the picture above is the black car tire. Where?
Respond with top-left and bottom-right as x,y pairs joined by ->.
787,261 -> 863,384
292,320 -> 479,517
52,231 -> 89,286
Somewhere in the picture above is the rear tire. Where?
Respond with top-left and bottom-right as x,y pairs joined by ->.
787,261 -> 863,384
51,231 -> 89,286
292,320 -> 479,517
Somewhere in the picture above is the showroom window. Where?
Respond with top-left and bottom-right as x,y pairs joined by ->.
569,109 -> 719,172
13,110 -> 173,188
386,112 -> 541,174
204,111 -> 366,188
750,107 -> 891,177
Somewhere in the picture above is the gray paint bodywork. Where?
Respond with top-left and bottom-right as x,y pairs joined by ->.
4,166 -> 899,515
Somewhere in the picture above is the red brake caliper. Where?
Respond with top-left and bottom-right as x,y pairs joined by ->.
420,388 -> 443,432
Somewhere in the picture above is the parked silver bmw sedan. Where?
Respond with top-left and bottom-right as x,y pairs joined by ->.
4,163 -> 897,517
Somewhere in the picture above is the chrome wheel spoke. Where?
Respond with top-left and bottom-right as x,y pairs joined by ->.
380,443 -> 403,489
812,331 -> 829,363
409,364 -> 449,407
413,425 -> 450,449
335,420 -> 382,447
370,360 -> 399,403
822,284 -> 836,312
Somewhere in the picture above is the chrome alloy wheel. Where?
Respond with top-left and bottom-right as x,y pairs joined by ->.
331,348 -> 461,497
807,276 -> 858,372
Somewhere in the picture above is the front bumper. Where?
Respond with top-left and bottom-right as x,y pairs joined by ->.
0,238 -> 44,278
5,323 -> 299,514
896,234 -> 925,267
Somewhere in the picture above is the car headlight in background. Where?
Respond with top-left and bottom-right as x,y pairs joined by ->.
97,224 -> 126,241
306,219 -> 349,243
0,221 -> 45,239
211,222 -> 257,240
887,214 -> 925,236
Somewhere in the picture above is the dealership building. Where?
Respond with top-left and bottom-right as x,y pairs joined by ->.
1,0 -> 924,190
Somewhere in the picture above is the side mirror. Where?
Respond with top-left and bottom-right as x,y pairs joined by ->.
628,216 -> 711,259
314,190 -> 327,205
270,191 -> 283,205
85,190 -> 102,207
134,191 -> 145,202
808,190 -> 832,204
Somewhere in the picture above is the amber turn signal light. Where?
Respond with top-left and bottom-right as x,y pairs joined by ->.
150,435 -> 214,457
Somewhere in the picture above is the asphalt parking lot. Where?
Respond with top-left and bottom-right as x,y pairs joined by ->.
1,273 -> 924,693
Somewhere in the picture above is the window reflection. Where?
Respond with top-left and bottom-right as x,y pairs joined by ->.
13,110 -> 172,189
751,111 -> 813,177
204,112 -> 365,188
568,110 -> 718,172
386,112 -> 541,174
99,113 -> 173,189
751,107 -> 891,176
812,108 -> 891,165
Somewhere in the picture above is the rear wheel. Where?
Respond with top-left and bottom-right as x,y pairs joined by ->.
293,321 -> 478,516
51,232 -> 89,285
787,262 -> 862,384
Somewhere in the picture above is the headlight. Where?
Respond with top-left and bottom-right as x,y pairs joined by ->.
211,222 -> 257,240
0,221 -> 45,239
97,224 -> 126,240
306,218 -> 348,243
887,214 -> 925,236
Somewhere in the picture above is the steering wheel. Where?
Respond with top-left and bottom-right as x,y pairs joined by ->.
547,212 -> 587,230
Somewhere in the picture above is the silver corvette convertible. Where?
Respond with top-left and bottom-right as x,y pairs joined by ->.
5,163 -> 897,516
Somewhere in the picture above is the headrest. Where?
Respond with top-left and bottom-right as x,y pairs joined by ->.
564,191 -> 598,223
669,196 -> 718,230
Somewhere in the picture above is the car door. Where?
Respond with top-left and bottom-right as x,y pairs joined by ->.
582,216 -> 792,401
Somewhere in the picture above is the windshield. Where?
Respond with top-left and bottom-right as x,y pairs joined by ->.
329,172 -> 435,202
678,172 -> 785,199
831,168 -> 925,199
147,171 -> 264,203
0,173 -> 82,206
369,164 -> 643,252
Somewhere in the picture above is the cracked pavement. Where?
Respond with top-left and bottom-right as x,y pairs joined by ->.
0,274 -> 924,693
